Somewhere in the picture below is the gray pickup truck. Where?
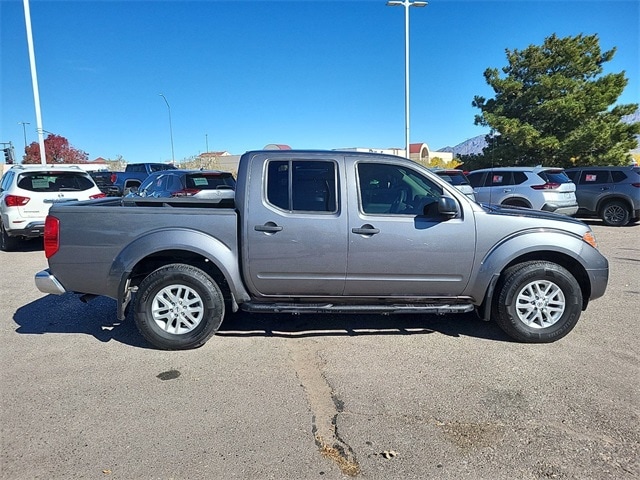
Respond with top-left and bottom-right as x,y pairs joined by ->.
35,150 -> 609,350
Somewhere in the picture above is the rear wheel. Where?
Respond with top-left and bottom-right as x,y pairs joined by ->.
134,263 -> 224,350
494,261 -> 583,343
0,221 -> 20,252
600,200 -> 630,226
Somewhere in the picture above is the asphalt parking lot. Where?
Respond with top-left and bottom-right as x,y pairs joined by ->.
1,221 -> 638,480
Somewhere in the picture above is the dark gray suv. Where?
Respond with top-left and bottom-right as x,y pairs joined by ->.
565,166 -> 640,226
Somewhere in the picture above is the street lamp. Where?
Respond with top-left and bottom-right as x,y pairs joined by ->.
18,121 -> 30,151
386,0 -> 427,159
159,93 -> 175,163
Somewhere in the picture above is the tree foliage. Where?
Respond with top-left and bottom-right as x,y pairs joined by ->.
23,134 -> 89,164
473,33 -> 639,167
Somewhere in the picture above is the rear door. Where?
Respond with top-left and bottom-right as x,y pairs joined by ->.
244,155 -> 348,297
574,170 -> 611,212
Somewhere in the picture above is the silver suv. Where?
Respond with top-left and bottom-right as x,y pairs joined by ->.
565,166 -> 640,226
467,166 -> 578,215
432,168 -> 476,201
0,164 -> 105,251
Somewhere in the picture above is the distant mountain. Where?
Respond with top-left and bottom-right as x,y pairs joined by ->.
438,110 -> 640,157
623,110 -> 640,153
438,135 -> 487,157
622,110 -> 640,125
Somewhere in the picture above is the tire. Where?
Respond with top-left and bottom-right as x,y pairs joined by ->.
134,263 -> 225,350
600,200 -> 630,226
493,261 -> 583,343
0,221 -> 20,252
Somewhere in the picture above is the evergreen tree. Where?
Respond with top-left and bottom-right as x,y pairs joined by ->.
473,33 -> 639,167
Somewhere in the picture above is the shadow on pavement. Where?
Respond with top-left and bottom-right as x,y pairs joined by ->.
14,294 -> 150,349
3,237 -> 45,253
218,310 -> 512,342
14,294 -> 512,348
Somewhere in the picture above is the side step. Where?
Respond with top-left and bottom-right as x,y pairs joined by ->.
240,302 -> 475,315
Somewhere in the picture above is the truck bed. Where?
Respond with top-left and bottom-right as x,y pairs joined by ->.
46,197 -> 239,299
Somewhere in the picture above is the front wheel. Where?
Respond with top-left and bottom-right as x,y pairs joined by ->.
601,200 -> 630,226
494,261 -> 583,343
134,264 -> 225,350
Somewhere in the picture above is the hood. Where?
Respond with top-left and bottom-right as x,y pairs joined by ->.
480,203 -> 586,226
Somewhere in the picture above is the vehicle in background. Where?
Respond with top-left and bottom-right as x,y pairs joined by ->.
89,171 -> 120,196
466,166 -> 578,215
0,165 -> 105,251
432,168 -> 476,201
109,162 -> 178,196
126,169 -> 236,202
565,166 -> 640,226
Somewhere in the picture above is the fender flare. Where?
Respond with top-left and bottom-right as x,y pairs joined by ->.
467,228 -> 598,319
109,228 -> 250,319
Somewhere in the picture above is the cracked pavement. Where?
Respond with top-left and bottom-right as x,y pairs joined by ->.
1,222 -> 638,479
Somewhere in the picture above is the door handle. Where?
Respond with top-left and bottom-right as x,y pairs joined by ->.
352,225 -> 380,236
255,223 -> 283,233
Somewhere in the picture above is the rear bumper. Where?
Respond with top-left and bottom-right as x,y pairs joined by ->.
6,221 -> 45,238
542,203 -> 579,216
35,269 -> 67,295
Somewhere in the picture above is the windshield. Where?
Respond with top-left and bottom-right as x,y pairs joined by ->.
185,173 -> 236,189
436,171 -> 470,186
539,170 -> 572,184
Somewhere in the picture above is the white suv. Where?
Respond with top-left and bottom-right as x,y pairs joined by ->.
0,165 -> 105,251
466,166 -> 578,216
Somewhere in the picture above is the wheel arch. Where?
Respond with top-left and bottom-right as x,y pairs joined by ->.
596,195 -> 632,214
501,196 -> 532,208
110,229 -> 250,319
472,232 -> 594,320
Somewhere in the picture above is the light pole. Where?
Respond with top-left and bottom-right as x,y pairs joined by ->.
159,93 -> 175,163
386,0 -> 427,159
18,121 -> 30,151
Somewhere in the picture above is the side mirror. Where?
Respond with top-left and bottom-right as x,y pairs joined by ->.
437,196 -> 459,219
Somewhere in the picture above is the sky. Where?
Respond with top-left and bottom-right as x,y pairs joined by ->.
1,0 -> 638,164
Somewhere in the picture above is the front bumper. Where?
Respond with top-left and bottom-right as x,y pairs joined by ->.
35,269 -> 67,295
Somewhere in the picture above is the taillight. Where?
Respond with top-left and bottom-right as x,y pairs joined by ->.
90,193 -> 106,199
44,216 -> 60,258
110,173 -> 117,183
5,194 -> 30,207
531,182 -> 561,190
632,183 -> 640,188
172,189 -> 200,197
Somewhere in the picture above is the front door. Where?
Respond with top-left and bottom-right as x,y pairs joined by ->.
345,160 -> 476,297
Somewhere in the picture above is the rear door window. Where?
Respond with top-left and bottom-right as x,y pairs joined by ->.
489,171 -> 513,186
579,171 -> 609,185
266,160 -> 337,213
